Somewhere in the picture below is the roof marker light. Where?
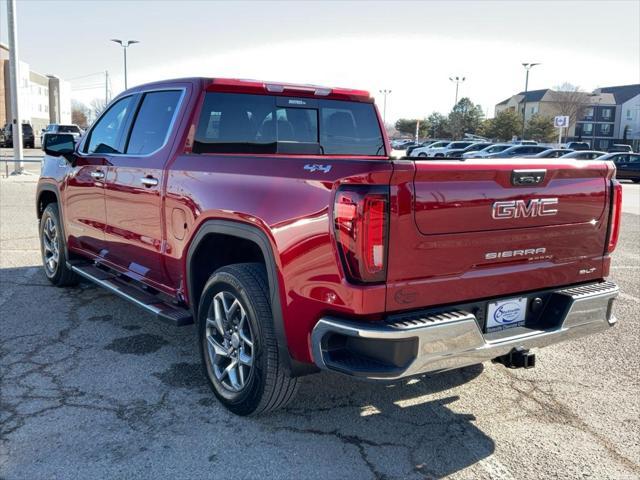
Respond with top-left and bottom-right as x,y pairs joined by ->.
265,84 -> 285,93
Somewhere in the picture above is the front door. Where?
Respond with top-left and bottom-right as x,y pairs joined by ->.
103,89 -> 185,292
64,95 -> 136,257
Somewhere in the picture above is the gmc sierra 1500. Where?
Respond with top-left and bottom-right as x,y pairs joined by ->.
38,77 -> 621,415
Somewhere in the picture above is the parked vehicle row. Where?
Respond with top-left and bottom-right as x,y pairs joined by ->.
395,138 -> 636,158
0,123 -> 84,149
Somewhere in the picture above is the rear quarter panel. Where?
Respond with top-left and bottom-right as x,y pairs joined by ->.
165,155 -> 393,362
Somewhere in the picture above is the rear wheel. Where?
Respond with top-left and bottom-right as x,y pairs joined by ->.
39,203 -> 79,287
198,263 -> 298,415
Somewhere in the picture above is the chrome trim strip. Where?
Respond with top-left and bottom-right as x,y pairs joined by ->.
71,264 -> 164,316
311,281 -> 619,380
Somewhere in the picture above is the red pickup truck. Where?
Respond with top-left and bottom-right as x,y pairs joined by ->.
38,77 -> 621,415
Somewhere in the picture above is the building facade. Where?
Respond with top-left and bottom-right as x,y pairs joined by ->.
1,43 -> 72,141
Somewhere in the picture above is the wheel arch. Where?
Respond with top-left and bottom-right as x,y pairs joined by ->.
36,183 -> 60,219
185,219 -> 310,377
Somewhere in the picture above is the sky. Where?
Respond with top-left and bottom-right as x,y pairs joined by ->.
1,0 -> 639,122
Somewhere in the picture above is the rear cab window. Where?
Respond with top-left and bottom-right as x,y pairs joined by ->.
193,92 -> 384,156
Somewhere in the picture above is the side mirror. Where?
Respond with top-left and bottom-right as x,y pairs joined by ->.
43,133 -> 76,160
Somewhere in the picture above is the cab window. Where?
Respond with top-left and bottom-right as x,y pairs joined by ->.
126,90 -> 182,155
85,96 -> 133,154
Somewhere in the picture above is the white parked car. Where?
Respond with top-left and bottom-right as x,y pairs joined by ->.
410,140 -> 451,157
421,141 -> 474,158
462,143 -> 512,159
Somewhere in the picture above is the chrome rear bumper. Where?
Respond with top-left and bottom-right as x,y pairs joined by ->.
311,281 -> 618,380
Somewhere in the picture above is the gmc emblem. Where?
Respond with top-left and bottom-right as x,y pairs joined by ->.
492,198 -> 558,219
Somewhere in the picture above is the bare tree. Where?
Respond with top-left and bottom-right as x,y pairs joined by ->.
550,83 -> 592,131
89,98 -> 108,121
71,100 -> 91,129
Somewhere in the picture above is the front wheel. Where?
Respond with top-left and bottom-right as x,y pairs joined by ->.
39,203 -> 79,287
198,263 -> 298,415
418,153 -> 427,157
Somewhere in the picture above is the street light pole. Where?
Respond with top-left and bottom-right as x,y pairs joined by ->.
379,89 -> 391,125
111,39 -> 139,90
449,76 -> 465,107
521,62 -> 540,139
7,0 -> 23,174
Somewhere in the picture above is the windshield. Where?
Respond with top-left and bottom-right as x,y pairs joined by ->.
194,92 -> 384,156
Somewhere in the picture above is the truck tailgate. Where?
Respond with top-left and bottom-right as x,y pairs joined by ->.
385,158 -> 614,312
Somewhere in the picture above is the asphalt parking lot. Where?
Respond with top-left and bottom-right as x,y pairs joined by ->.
1,177 -> 639,479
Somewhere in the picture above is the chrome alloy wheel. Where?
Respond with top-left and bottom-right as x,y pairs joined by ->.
42,216 -> 60,276
205,291 -> 254,392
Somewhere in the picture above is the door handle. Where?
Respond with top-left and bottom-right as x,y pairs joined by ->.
140,176 -> 159,187
90,170 -> 105,180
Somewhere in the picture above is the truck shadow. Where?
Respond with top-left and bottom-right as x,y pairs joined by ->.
2,266 -> 495,479
258,365 -> 493,478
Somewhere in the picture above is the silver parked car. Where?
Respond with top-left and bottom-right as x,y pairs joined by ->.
560,150 -> 607,160
463,143 -> 512,159
531,148 -> 574,159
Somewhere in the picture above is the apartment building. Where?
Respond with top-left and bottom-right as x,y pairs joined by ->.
495,84 -> 640,150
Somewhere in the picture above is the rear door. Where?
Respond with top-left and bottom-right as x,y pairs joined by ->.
385,158 -> 614,312
102,88 -> 186,292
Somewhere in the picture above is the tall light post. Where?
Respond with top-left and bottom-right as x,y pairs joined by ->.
111,39 -> 139,90
379,89 -> 391,125
521,62 -> 540,139
7,0 -> 23,174
449,76 -> 465,107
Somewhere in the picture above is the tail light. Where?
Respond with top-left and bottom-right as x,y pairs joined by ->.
606,180 -> 622,254
334,186 -> 389,283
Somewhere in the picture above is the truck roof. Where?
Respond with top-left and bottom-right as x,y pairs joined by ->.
131,77 -> 373,103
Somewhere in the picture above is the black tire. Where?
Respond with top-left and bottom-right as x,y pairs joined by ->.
418,153 -> 427,157
198,263 -> 298,415
632,179 -> 640,184
39,203 -> 79,287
